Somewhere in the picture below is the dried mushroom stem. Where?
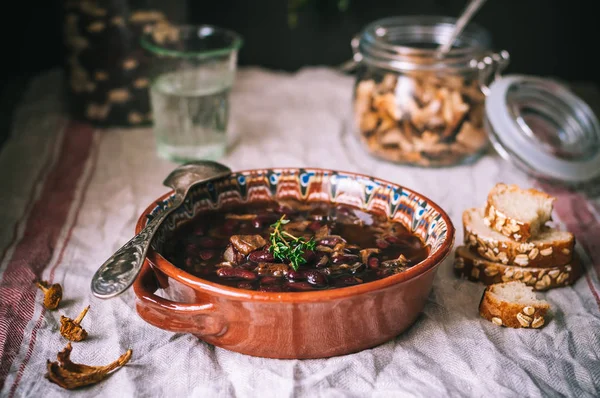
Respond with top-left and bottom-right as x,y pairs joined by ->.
74,305 -> 89,324
46,342 -> 132,390
60,305 -> 90,342
36,281 -> 63,310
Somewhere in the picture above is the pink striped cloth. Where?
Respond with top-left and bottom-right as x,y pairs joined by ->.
1,69 -> 599,397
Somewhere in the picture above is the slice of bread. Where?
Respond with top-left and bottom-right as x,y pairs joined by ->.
463,208 -> 575,268
484,183 -> 555,242
479,281 -> 550,328
454,246 -> 581,291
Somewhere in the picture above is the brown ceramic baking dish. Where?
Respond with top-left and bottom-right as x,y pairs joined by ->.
132,168 -> 454,359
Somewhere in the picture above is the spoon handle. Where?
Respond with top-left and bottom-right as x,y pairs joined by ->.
438,0 -> 488,55
90,195 -> 182,299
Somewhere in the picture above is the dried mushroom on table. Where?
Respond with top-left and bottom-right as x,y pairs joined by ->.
46,343 -> 132,390
354,72 -> 488,166
60,306 -> 90,342
36,281 -> 63,310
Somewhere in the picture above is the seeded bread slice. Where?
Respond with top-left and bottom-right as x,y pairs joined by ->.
454,246 -> 581,291
484,183 -> 555,242
463,208 -> 575,268
479,281 -> 550,328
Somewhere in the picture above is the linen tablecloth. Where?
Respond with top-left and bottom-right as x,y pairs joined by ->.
1,68 -> 599,398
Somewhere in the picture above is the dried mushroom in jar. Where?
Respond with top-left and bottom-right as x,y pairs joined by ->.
355,72 -> 489,166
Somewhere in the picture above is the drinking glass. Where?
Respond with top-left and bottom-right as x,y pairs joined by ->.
142,25 -> 243,161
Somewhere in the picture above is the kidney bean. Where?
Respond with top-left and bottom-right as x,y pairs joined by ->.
308,221 -> 323,231
248,250 -> 276,263
385,235 -> 400,244
317,237 -> 344,247
304,270 -> 327,286
368,257 -> 380,269
301,250 -> 316,264
286,270 -> 305,281
185,242 -> 199,253
239,262 -> 256,270
193,265 -> 214,276
331,253 -> 359,265
331,278 -> 345,287
376,268 -> 393,278
185,257 -> 197,268
258,285 -> 283,292
375,239 -> 390,249
285,281 -> 315,291
217,268 -> 257,280
222,219 -> 239,234
237,281 -> 255,290
193,226 -> 205,236
199,250 -> 215,261
198,237 -> 222,249
260,276 -> 280,285
335,276 -> 362,286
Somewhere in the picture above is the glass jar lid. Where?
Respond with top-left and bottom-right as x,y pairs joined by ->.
486,75 -> 600,183
354,16 -> 492,72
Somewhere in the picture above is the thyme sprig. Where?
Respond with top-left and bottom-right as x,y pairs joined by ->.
269,215 -> 316,271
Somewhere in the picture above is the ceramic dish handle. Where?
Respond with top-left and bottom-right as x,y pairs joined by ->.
133,262 -> 226,336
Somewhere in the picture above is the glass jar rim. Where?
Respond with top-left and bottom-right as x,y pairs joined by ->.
355,16 -> 492,72
141,24 -> 243,59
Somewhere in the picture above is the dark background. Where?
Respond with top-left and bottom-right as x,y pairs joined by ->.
0,0 -> 598,147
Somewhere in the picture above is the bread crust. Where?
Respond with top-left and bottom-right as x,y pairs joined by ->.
463,208 -> 574,268
484,183 -> 555,242
454,246 -> 581,291
479,283 -> 550,328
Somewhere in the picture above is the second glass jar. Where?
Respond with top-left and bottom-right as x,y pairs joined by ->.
352,16 -> 506,167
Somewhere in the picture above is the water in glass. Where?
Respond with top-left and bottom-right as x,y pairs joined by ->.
150,67 -> 234,161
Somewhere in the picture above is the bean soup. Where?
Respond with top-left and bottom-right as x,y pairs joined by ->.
162,200 -> 429,292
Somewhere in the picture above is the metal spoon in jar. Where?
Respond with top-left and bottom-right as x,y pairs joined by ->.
90,160 -> 232,299
437,0 -> 488,56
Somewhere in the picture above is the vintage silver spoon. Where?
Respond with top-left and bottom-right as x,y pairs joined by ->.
90,160 -> 232,299
437,0 -> 488,56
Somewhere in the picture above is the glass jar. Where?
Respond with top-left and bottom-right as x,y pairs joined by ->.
62,0 -> 187,127
351,16 -> 508,167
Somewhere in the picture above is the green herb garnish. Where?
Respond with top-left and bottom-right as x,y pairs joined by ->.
269,215 -> 316,271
